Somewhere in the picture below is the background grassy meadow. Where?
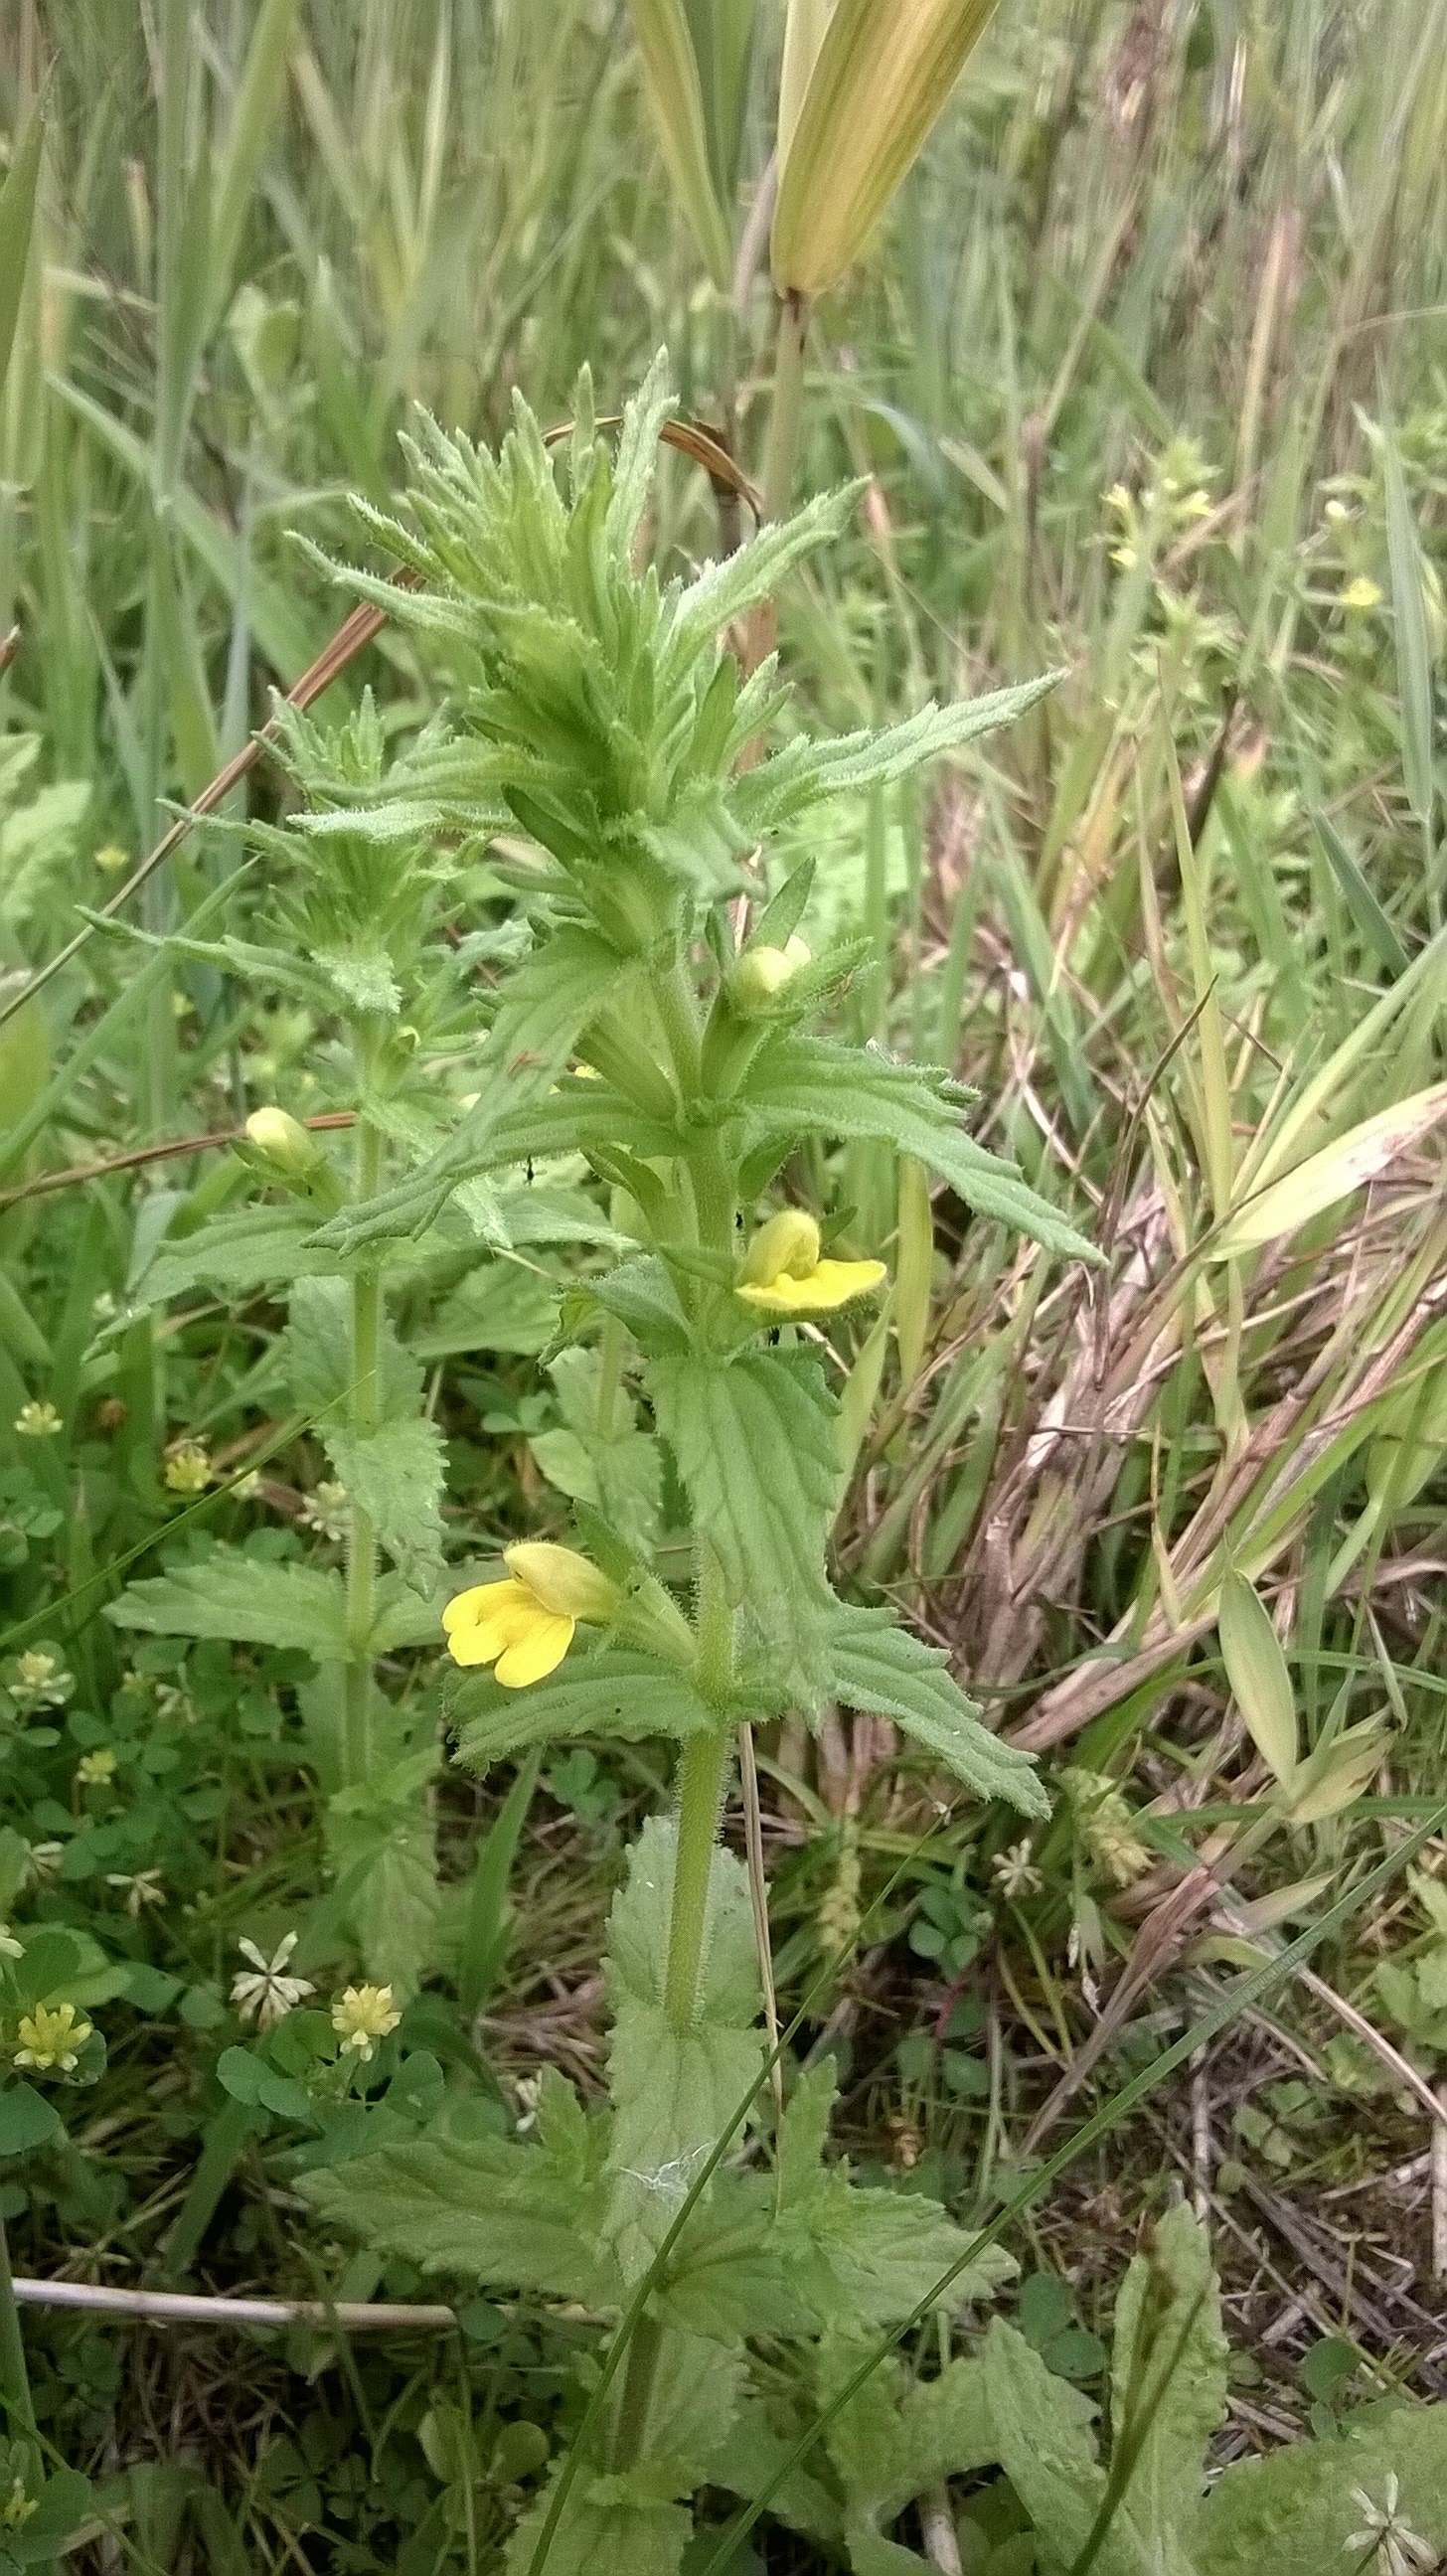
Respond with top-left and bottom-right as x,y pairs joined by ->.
2,0 -> 1447,2566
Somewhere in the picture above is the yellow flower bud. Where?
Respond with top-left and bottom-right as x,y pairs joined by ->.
244,1106 -> 321,1178
728,934 -> 811,1016
503,1541 -> 620,1626
741,1208 -> 822,1287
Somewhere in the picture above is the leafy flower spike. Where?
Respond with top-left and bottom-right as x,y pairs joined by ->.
736,1209 -> 886,1317
442,1542 -> 617,1687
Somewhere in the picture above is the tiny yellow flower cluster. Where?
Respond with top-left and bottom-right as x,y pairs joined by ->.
331,1984 -> 401,2061
76,1748 -> 117,1789
15,2001 -> 92,2073
164,1437 -> 214,1496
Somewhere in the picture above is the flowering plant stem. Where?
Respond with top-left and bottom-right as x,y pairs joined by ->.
343,1115 -> 384,1785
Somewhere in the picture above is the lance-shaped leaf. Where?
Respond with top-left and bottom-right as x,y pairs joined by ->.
824,1604 -> 1047,1815
626,0 -> 734,287
1216,1570 -> 1297,1788
772,0 -> 1004,296
737,1034 -> 1093,1260
1209,1079 -> 1447,1257
453,1653 -> 719,1772
106,1551 -> 349,1657
647,1347 -> 841,1620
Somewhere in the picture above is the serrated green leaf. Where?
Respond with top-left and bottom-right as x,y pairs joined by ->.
138,1203 -> 339,1304
670,484 -> 861,660
300,2071 -> 623,2304
822,1605 -> 1047,1815
453,1653 -> 719,1773
315,927 -> 633,1254
1108,2203 -> 1226,2561
284,1277 -> 422,1427
604,1817 -> 762,2279
738,1035 -> 1093,1260
980,2322 -> 1104,2569
647,1348 -> 841,1671
328,1415 -> 446,1595
740,675 -> 1062,833
1202,2398 -> 1447,2576
505,2466 -> 692,2576
106,1550 -> 348,1657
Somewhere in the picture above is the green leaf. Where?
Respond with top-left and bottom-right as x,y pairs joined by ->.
328,1415 -> 446,1596
1108,2204 -> 1226,2561
1383,421 -> 1436,832
625,0 -> 733,286
326,1758 -> 440,1995
453,1652 -> 719,1772
741,676 -> 1062,832
647,1348 -> 840,1632
0,101 -> 43,407
822,1605 -> 1047,1816
138,1203 -> 338,1304
604,1816 -> 762,2279
505,2467 -> 691,2576
106,1549 -> 348,1657
670,485 -> 861,662
980,2321 -> 1104,2570
0,2079 -> 64,2159
1216,1571 -> 1297,1787
738,1036 -> 1093,1259
1202,2397 -> 1447,2576
316,926 -> 633,1254
301,2070 -> 623,2305
284,1277 -> 421,1425
588,1256 -> 694,1357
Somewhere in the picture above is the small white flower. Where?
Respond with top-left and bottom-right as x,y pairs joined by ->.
23,1843 -> 65,1887
0,1926 -> 23,1961
1345,2475 -> 1436,2574
992,1840 -> 1044,1902
300,1481 -> 350,1544
514,2071 -> 545,2135
105,1869 -> 164,1917
231,1932 -> 314,2030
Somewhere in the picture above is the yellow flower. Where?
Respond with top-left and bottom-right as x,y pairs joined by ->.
442,1542 -> 616,1688
76,1748 -> 117,1788
93,843 -> 130,875
736,1210 -> 886,1318
1,2477 -> 36,2528
13,1401 -> 62,1438
332,1983 -> 401,2061
164,1437 -> 213,1496
15,2001 -> 92,2073
1340,574 -> 1382,613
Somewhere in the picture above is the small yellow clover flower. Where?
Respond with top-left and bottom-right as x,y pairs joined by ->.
332,1983 -> 401,2061
736,1210 -> 885,1318
443,1542 -> 617,1688
15,2001 -> 92,2073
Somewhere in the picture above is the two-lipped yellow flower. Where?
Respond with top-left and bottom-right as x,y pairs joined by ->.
443,1541 -> 617,1688
735,1210 -> 885,1318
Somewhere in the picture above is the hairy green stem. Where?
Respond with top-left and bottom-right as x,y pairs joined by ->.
615,1559 -> 735,2470
343,1116 -> 383,1785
